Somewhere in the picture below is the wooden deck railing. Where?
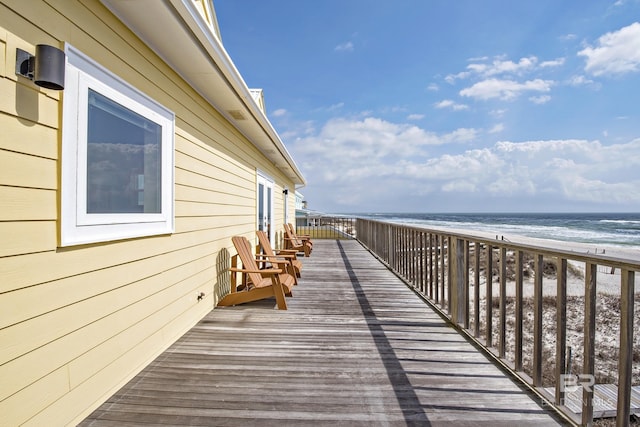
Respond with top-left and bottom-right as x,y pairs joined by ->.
339,217 -> 639,427
295,215 -> 357,240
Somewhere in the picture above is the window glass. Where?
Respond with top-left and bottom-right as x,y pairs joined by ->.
87,89 -> 161,213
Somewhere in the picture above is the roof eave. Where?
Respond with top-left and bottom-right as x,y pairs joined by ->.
99,0 -> 306,186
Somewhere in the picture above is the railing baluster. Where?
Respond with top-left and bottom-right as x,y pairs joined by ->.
464,240 -> 470,330
582,262 -> 597,426
412,229 -> 417,287
448,236 -> 453,314
474,242 -> 481,338
404,228 -> 409,280
429,233 -> 435,299
485,244 -> 493,347
433,234 -> 442,304
440,235 -> 446,308
515,250 -> 523,371
533,254 -> 543,387
419,232 -> 425,294
617,269 -> 635,427
499,247 -> 507,358
555,257 -> 567,406
452,238 -> 465,325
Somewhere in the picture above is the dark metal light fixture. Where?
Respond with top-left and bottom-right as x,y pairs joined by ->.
283,189 -> 289,195
15,44 -> 66,90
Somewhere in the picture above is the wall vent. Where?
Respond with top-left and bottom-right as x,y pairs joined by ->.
227,110 -> 246,120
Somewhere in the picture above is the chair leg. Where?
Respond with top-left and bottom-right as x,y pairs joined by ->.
273,280 -> 288,310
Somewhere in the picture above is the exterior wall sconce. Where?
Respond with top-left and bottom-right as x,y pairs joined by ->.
283,189 -> 289,195
15,44 -> 66,90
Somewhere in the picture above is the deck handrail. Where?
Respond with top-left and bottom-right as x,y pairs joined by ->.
311,217 -> 638,427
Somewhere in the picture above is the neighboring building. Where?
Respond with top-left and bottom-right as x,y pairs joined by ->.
0,0 -> 305,424
295,190 -> 306,210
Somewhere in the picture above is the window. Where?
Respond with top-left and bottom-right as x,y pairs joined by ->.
61,44 -> 174,246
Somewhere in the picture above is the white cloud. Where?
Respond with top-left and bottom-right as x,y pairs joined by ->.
272,108 -> 287,117
407,113 -> 425,121
529,95 -> 551,104
288,115 -> 640,211
334,41 -> 354,52
467,56 -> 538,76
460,78 -> 553,100
434,99 -> 469,110
568,75 -> 593,86
427,83 -> 439,91
291,117 -> 478,182
441,128 -> 478,143
488,123 -> 505,134
578,22 -> 640,76
490,109 -> 507,118
540,58 -> 565,68
448,55 -> 561,84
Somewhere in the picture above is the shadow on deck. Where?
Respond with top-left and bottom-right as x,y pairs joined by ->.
81,240 -> 568,426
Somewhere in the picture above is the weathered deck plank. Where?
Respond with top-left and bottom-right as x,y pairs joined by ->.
81,240 -> 565,426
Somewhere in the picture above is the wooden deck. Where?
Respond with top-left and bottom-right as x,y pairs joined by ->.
81,240 -> 566,426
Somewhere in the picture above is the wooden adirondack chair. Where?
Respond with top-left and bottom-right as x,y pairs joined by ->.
284,223 -> 312,257
218,236 -> 295,310
256,229 -> 302,280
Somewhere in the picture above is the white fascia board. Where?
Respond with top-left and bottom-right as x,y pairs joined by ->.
99,0 -> 306,185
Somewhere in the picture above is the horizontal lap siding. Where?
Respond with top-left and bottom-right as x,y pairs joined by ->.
0,0 -> 295,425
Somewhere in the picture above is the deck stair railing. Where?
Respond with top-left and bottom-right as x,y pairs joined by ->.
351,218 -> 639,427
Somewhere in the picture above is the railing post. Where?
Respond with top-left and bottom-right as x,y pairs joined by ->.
617,269 -> 635,427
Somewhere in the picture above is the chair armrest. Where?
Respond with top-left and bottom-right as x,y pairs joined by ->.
270,253 -> 296,259
255,254 -> 294,261
276,249 -> 298,255
230,267 -> 282,275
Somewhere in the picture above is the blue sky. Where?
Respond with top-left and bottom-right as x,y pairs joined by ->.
215,0 -> 640,213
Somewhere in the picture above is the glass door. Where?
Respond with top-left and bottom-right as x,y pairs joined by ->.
257,173 -> 274,242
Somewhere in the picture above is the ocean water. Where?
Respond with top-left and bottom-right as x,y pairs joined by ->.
355,212 -> 640,250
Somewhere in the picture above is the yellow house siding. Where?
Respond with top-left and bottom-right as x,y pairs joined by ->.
0,186 -> 55,221
0,0 -> 298,425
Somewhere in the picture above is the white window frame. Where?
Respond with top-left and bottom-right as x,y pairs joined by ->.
61,44 -> 175,246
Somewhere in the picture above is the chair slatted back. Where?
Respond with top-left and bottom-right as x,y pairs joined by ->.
284,224 -> 302,247
256,230 -> 276,258
231,236 -> 264,286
